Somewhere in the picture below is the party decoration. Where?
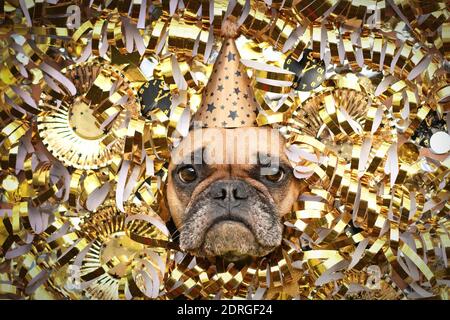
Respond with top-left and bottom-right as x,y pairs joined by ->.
0,0 -> 449,300
284,50 -> 326,91
138,79 -> 172,118
192,19 -> 260,128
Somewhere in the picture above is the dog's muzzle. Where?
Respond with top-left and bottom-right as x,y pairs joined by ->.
179,179 -> 282,258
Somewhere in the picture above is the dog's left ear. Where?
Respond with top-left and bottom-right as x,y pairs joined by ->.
158,182 -> 171,222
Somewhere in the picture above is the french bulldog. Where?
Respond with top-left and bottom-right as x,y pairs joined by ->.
165,126 -> 301,262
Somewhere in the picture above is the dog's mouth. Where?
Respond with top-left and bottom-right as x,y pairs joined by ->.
190,215 -> 278,259
205,220 -> 255,261
205,215 -> 254,234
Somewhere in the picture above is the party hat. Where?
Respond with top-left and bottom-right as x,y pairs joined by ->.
191,19 -> 259,128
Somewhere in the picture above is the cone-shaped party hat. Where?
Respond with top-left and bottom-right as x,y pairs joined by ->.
191,19 -> 259,128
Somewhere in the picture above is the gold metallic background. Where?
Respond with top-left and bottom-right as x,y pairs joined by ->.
0,0 -> 449,300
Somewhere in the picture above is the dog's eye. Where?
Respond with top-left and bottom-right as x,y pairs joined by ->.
178,165 -> 197,183
264,167 -> 285,183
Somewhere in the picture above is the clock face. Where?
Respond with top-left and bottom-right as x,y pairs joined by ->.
138,79 -> 172,117
284,49 -> 325,91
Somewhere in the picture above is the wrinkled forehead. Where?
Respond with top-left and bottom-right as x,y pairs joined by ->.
171,127 -> 286,165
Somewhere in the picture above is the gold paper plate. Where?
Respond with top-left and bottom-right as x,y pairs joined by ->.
74,202 -> 169,300
37,61 -> 138,170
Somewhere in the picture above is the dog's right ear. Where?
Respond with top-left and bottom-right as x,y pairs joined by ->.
158,181 -> 171,222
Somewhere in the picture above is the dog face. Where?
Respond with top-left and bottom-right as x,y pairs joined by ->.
166,127 -> 301,261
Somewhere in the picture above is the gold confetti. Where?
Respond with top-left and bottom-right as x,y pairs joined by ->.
0,0 -> 449,300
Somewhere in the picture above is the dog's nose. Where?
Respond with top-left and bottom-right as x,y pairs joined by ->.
209,180 -> 249,207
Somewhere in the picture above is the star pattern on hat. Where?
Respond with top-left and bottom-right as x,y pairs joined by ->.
228,110 -> 238,120
206,103 -> 216,113
227,52 -> 236,62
